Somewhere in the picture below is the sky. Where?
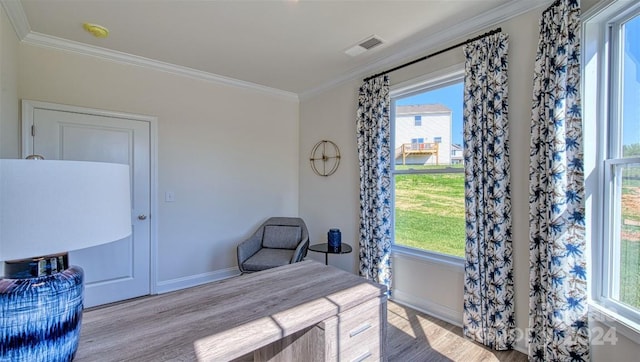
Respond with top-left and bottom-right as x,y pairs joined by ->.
395,14 -> 639,150
396,82 -> 464,146
623,14 -> 640,149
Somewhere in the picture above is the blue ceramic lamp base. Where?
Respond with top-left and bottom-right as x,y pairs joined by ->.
0,266 -> 84,362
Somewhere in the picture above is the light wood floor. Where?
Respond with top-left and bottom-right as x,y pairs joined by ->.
387,300 -> 527,362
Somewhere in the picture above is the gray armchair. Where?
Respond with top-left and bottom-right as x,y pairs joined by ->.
237,217 -> 310,273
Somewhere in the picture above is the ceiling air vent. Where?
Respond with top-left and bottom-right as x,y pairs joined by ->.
345,35 -> 384,57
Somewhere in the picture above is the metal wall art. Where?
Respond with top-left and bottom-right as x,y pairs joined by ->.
310,140 -> 340,177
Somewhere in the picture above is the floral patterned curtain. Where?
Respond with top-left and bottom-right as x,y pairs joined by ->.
356,75 -> 392,291
462,32 -> 515,350
529,0 -> 589,360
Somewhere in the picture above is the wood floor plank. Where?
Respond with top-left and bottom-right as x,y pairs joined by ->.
386,300 -> 528,362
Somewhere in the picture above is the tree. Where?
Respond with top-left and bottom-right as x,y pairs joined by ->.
623,143 -> 640,156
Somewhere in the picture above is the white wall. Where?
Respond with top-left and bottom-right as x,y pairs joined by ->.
299,82 -> 361,272
300,0 -> 639,358
1,34 -> 300,289
0,6 -> 18,159
302,8 -> 537,349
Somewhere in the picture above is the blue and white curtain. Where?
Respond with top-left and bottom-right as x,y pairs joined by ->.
462,32 -> 515,350
356,75 -> 392,291
529,0 -> 589,360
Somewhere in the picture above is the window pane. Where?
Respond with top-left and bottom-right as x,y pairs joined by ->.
392,81 -> 465,257
613,162 -> 640,310
395,83 -> 462,167
621,14 -> 640,157
394,173 -> 465,257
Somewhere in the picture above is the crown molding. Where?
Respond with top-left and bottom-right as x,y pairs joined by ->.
298,0 -> 552,101
2,0 -> 549,102
1,0 -> 30,39
1,0 -> 297,101
21,32 -> 298,101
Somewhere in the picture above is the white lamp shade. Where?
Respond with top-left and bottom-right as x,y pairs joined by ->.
0,159 -> 132,261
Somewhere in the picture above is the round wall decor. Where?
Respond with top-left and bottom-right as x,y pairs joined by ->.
310,140 -> 340,177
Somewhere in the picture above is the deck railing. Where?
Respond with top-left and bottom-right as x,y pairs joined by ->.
398,142 -> 439,165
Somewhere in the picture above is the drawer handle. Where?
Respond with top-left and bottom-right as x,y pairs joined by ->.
351,351 -> 372,362
349,322 -> 372,337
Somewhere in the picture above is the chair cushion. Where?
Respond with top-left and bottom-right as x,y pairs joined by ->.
262,225 -> 301,249
242,248 -> 295,272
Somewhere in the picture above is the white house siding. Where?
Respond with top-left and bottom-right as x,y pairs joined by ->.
451,144 -> 463,164
395,104 -> 452,165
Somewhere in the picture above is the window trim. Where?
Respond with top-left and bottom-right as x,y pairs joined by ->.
392,244 -> 465,271
601,158 -> 640,320
583,0 -> 640,343
390,64 -> 465,263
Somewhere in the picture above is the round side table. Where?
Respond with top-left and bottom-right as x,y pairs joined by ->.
308,243 -> 353,265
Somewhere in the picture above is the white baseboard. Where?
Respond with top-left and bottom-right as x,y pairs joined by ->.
390,290 -> 528,355
514,337 -> 528,355
155,267 -> 240,294
391,289 -> 462,327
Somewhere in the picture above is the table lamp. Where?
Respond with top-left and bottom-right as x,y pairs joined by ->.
0,158 -> 131,361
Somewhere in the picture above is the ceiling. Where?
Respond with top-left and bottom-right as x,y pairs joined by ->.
4,0 -> 543,98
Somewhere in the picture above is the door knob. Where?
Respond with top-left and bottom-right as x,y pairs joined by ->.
138,214 -> 147,220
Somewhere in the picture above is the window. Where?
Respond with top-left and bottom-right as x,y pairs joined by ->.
585,0 -> 640,331
391,68 -> 464,259
414,115 -> 422,126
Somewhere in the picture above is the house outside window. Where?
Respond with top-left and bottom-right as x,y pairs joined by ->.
414,115 -> 422,126
391,67 -> 464,260
451,144 -> 463,165
584,0 -> 640,337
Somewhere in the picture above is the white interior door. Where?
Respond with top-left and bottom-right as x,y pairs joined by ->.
22,100 -> 153,307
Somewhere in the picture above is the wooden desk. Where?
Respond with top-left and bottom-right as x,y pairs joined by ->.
76,260 -> 387,361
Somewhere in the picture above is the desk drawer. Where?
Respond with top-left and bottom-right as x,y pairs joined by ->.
337,298 -> 382,361
340,342 -> 380,362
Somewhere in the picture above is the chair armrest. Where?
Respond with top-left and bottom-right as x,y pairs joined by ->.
290,238 -> 310,263
237,235 -> 262,272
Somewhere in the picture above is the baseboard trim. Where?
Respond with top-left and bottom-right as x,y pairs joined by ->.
155,267 -> 240,294
514,337 -> 528,355
391,290 -> 528,355
391,290 -> 462,327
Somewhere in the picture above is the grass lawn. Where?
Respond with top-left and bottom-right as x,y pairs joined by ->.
620,177 -> 640,309
394,166 -> 640,310
394,170 -> 465,258
620,237 -> 640,309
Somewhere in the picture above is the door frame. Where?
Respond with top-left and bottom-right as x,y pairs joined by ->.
21,99 -> 159,295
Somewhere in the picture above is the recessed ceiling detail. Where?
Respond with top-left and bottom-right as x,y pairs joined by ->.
345,35 -> 384,57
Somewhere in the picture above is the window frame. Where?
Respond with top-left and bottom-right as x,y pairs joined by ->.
601,158 -> 640,316
584,0 -> 640,343
389,64 -> 465,266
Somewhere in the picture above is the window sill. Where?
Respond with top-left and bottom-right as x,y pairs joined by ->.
589,302 -> 640,345
391,245 -> 464,271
